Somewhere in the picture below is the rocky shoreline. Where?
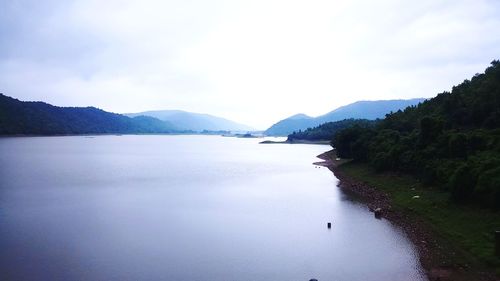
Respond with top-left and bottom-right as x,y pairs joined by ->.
315,149 -> 497,281
260,139 -> 331,145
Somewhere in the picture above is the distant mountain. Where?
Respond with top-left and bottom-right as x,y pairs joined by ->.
264,98 -> 426,136
0,94 -> 176,135
125,110 -> 254,132
264,115 -> 318,137
288,113 -> 313,120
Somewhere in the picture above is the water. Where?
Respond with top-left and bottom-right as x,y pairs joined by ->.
0,135 -> 426,281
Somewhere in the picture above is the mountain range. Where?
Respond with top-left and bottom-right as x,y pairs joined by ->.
125,110 -> 253,132
264,98 -> 426,136
0,94 -> 177,135
1,93 -> 425,136
0,94 -> 252,135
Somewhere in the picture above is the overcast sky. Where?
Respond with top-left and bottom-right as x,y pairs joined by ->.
1,0 -> 499,129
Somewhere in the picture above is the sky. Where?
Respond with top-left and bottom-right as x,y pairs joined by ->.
1,0 -> 500,129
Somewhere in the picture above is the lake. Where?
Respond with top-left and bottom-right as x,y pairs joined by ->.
0,135 -> 426,281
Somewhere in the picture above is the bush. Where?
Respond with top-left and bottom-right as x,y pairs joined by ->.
448,133 -> 467,158
449,164 -> 477,202
475,167 -> 500,209
371,152 -> 392,172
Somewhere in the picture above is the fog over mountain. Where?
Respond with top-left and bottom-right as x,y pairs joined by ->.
126,110 -> 254,132
1,1 -> 499,128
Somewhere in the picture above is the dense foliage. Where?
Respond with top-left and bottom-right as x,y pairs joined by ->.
287,119 -> 376,141
333,61 -> 500,208
0,94 -> 176,135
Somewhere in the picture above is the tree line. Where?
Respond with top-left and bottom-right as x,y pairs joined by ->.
287,119 -> 376,141
332,61 -> 500,209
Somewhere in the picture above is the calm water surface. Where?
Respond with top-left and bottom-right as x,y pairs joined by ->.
0,135 -> 426,281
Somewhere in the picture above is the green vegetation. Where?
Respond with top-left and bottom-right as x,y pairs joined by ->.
334,61 -> 500,209
0,94 -> 177,135
287,119 -> 376,141
339,162 -> 500,271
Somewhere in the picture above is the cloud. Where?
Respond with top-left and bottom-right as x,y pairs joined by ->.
1,0 -> 499,129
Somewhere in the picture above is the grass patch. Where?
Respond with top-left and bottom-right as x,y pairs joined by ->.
339,161 -> 500,272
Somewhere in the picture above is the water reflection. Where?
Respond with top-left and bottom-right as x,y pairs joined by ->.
0,135 -> 426,281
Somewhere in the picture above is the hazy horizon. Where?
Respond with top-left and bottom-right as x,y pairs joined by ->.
1,0 -> 500,129
2,93 -> 427,130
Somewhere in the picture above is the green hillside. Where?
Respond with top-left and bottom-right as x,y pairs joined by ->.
0,94 -> 176,135
334,60 -> 500,208
287,119 -> 376,142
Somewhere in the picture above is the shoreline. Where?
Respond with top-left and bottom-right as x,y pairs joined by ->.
0,133 -> 243,138
260,139 -> 331,145
315,149 -> 496,281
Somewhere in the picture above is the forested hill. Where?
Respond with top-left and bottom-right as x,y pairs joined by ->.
0,94 -> 176,135
334,60 -> 500,208
265,98 -> 425,136
287,119 -> 376,141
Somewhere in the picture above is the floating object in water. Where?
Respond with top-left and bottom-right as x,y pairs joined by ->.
374,208 -> 383,218
327,222 -> 331,229
412,195 -> 420,199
